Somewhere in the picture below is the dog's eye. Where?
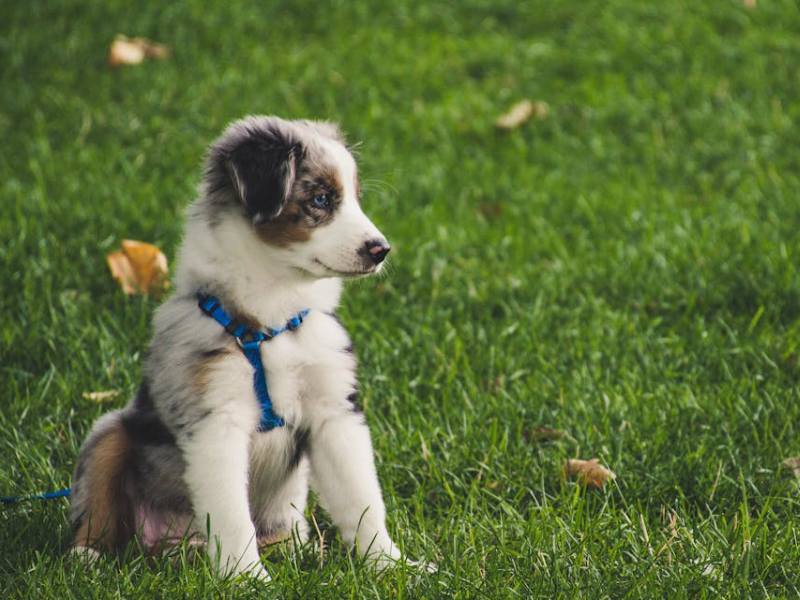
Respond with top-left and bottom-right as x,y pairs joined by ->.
310,194 -> 331,209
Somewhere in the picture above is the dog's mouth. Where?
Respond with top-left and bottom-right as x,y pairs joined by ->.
312,259 -> 378,279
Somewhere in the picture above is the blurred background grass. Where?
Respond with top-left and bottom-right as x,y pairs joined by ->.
2,0 -> 800,597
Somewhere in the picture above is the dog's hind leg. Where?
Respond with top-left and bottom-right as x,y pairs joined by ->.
70,411 -> 135,556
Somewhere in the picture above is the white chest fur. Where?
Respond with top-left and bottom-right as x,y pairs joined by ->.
260,311 -> 357,429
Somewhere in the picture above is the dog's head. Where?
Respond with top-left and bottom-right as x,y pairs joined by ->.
203,116 -> 389,279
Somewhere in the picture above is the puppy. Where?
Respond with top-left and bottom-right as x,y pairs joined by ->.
70,116 -> 405,580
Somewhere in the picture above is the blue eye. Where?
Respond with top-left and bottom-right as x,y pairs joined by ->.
310,194 -> 331,209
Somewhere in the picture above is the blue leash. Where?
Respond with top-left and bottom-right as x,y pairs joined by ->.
198,294 -> 309,431
1,488 -> 71,504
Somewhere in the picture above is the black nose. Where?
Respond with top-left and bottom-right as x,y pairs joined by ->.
364,239 -> 391,264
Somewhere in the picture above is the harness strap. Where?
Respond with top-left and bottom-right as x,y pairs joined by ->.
198,294 -> 309,432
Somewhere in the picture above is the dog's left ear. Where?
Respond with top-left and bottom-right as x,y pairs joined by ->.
225,139 -> 301,224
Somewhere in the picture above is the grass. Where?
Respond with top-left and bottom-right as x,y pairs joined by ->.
2,0 -> 800,597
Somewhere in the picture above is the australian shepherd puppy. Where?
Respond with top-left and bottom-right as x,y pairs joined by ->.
70,116 -> 406,581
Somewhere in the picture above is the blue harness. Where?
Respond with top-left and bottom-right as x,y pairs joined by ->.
198,294 -> 309,431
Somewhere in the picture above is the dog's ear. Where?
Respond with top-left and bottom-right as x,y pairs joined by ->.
225,139 -> 301,224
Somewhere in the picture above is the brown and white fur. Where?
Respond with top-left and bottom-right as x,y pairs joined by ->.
70,116 -> 406,580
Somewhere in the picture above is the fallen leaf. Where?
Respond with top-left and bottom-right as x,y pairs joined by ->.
106,239 -> 169,298
108,35 -> 170,68
121,239 -> 168,293
108,38 -> 145,67
563,458 -> 616,489
82,390 -> 121,403
742,0 -> 756,7
496,100 -> 533,130
495,100 -> 549,130
106,250 -> 138,295
780,456 -> 800,479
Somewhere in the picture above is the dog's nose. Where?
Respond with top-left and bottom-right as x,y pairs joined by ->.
364,239 -> 391,264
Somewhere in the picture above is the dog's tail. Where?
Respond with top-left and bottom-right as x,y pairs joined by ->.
70,410 -> 136,555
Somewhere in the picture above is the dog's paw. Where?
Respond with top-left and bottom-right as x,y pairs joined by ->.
229,559 -> 272,583
364,550 -> 436,573
214,551 -> 273,583
245,563 -> 273,583
407,558 -> 438,573
69,545 -> 101,565
227,564 -> 272,585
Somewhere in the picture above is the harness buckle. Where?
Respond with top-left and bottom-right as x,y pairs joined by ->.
237,330 -> 267,348
238,337 -> 259,351
287,314 -> 303,331
198,295 -> 219,316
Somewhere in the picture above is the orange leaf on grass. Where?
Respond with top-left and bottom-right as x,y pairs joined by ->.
106,239 -> 169,298
563,458 -> 617,489
108,35 -> 170,68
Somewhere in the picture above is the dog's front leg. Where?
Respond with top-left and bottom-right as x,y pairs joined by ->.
181,418 -> 268,581
309,412 -> 401,566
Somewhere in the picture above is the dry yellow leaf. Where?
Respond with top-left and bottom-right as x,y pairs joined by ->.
780,456 -> 800,479
108,35 -> 170,68
82,390 -> 121,403
106,250 -> 137,295
495,100 -> 549,130
563,458 -> 616,489
106,239 -> 169,298
121,239 -> 168,293
496,100 -> 534,130
108,38 -> 145,67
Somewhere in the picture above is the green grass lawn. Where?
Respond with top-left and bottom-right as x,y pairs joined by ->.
3,0 -> 800,597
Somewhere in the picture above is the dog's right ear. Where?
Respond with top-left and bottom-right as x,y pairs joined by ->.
225,138 -> 301,225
